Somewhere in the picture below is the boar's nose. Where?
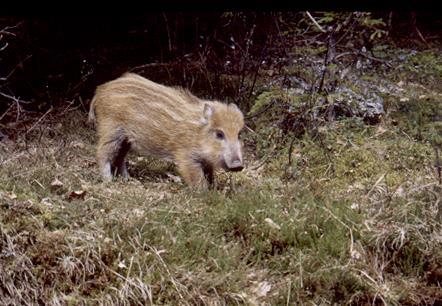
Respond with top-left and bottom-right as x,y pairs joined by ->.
228,159 -> 244,172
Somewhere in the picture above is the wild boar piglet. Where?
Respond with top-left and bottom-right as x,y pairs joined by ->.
89,72 -> 245,189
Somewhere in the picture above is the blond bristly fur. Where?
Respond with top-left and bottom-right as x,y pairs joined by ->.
89,73 -> 244,188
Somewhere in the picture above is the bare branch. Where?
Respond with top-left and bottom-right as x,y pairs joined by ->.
0,92 -> 31,104
0,55 -> 33,81
305,11 -> 326,33
0,21 -> 23,35
129,62 -> 170,72
25,107 -> 53,135
0,42 -> 8,51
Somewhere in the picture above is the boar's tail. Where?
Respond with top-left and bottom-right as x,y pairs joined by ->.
88,96 -> 97,124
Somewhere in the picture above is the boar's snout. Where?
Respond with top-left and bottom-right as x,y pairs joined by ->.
223,141 -> 244,172
228,159 -> 244,172
225,153 -> 243,171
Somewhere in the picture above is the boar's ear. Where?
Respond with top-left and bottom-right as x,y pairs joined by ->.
202,103 -> 214,124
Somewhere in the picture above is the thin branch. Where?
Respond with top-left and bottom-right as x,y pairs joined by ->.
334,51 -> 392,68
129,62 -> 170,72
0,92 -> 31,104
305,11 -> 326,33
0,102 -> 15,121
162,13 -> 172,54
0,55 -> 33,81
435,147 -> 441,185
0,92 -> 31,122
0,42 -> 8,51
0,21 -> 23,35
245,102 -> 274,120
318,31 -> 334,93
25,107 -> 53,135
249,152 -> 273,171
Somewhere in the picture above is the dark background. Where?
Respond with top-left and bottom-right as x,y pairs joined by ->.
1,12 -> 441,115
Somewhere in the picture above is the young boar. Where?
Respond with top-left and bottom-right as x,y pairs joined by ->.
88,73 -> 245,189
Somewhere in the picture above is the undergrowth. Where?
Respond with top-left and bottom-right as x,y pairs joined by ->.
1,47 -> 441,305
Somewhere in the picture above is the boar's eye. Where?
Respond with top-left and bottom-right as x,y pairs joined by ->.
215,130 -> 225,140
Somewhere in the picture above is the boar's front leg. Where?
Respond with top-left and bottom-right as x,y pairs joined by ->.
175,154 -> 209,189
200,160 -> 214,186
96,144 -> 113,181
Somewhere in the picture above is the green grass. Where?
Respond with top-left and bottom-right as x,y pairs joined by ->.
1,48 -> 441,305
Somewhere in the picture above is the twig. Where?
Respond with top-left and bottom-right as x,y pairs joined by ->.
318,31 -> 334,93
435,147 -> 441,185
129,62 -> 170,72
0,55 -> 33,81
249,153 -> 273,171
245,102 -> 274,120
0,92 -> 24,122
238,24 -> 256,98
334,51 -> 392,68
0,102 -> 15,121
0,22 -> 23,35
247,24 -> 271,102
334,13 -> 358,46
162,13 -> 173,54
244,124 -> 256,134
0,92 -> 31,104
25,107 -> 53,135
150,246 -> 184,300
305,11 -> 326,33
321,205 -> 355,260
287,134 -> 298,167
411,12 -> 430,47
365,173 -> 387,198
0,42 -> 8,51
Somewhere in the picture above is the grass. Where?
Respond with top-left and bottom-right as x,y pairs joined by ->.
1,48 -> 441,305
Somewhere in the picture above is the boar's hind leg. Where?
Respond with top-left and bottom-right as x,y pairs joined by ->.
114,138 -> 131,180
96,127 -> 129,181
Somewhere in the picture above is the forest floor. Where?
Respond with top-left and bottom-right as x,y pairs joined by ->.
1,46 -> 441,305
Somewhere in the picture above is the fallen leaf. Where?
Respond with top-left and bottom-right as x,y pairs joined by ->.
351,249 -> 362,259
8,192 -> 17,200
166,173 -> 182,183
394,186 -> 405,198
68,190 -> 86,200
251,281 -> 272,298
51,178 -> 64,189
41,197 -> 52,207
375,126 -> 388,136
133,208 -> 144,217
336,139 -> 346,146
71,140 -> 85,149
291,147 -> 302,159
264,218 -> 281,230
118,261 -> 127,269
